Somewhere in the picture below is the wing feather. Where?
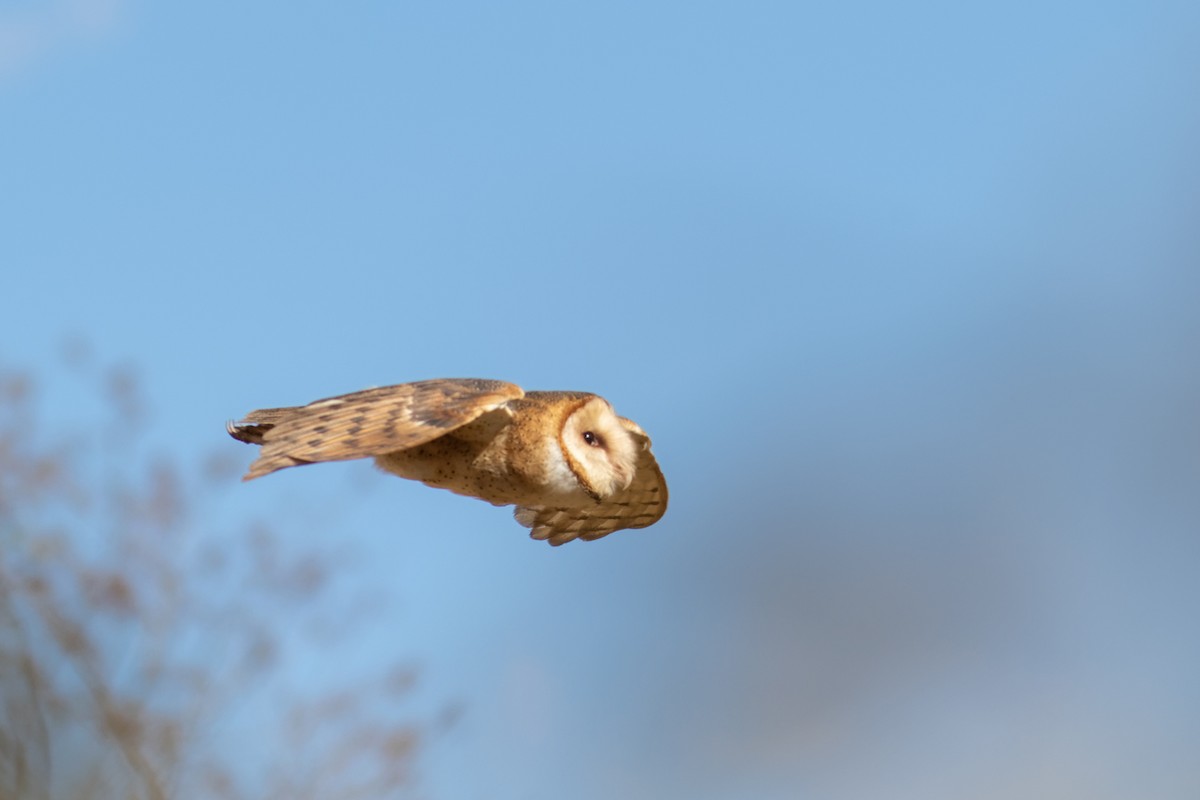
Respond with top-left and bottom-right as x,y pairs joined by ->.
229,378 -> 524,480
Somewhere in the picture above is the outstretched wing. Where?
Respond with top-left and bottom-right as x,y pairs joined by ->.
228,378 -> 524,480
514,419 -> 667,546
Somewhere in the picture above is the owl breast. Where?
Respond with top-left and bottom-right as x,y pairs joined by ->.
374,429 -> 592,508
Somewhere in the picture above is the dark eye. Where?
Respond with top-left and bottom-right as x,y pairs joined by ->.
582,431 -> 601,447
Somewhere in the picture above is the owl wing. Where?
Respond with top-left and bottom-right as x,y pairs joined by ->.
514,418 -> 668,546
228,378 -> 524,480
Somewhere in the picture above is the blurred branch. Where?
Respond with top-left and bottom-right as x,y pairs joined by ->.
0,353 -> 428,799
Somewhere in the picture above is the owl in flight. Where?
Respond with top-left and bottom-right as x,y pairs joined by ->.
227,378 -> 667,545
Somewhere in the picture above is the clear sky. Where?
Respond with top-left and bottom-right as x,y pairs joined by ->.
3,1 -> 1200,798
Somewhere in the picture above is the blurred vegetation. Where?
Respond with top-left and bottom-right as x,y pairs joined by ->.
0,349 -> 425,799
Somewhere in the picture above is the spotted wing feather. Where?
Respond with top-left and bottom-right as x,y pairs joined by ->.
514,419 -> 667,546
229,378 -> 524,480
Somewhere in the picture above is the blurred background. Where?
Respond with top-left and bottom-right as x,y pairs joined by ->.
3,1 -> 1199,798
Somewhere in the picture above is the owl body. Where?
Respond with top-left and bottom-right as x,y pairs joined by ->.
227,380 -> 666,545
376,392 -> 612,508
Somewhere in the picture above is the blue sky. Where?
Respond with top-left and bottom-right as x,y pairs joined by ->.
3,1 -> 1200,798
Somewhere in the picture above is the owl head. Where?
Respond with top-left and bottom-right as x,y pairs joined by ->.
559,397 -> 640,500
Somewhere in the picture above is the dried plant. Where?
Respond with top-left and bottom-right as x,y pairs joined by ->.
0,350 -> 427,799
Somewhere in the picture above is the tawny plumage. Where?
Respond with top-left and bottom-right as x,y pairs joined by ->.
227,378 -> 667,545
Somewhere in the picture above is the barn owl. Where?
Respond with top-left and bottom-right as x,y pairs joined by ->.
226,378 -> 667,545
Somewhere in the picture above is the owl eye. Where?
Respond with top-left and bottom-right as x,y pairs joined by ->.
582,431 -> 602,447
